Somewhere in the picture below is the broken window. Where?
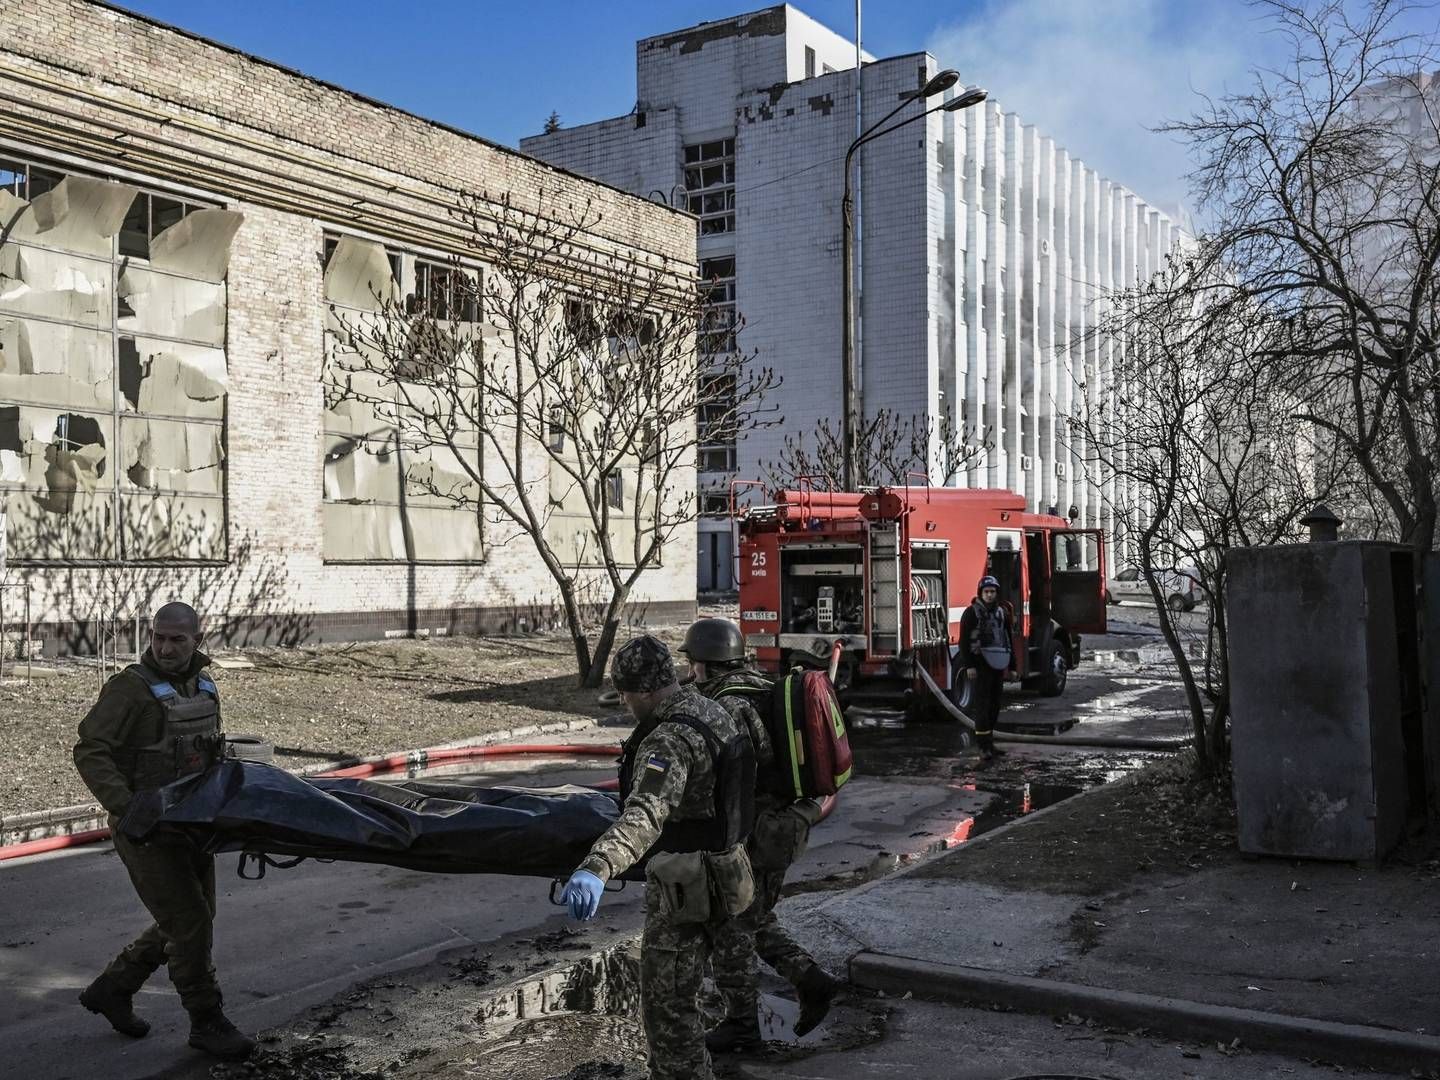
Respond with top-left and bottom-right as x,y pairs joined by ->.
0,154 -> 236,562
322,234 -> 483,563
684,139 -> 736,235
410,259 -> 479,323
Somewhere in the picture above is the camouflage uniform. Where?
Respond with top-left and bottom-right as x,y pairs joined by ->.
700,669 -> 822,1031
576,636 -> 753,1080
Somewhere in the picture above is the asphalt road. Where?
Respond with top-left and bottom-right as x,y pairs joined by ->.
0,645 -> 1186,1080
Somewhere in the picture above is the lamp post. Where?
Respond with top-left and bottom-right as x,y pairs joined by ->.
840,77 -> 988,489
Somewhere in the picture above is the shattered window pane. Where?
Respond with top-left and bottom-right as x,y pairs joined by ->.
322,234 -> 483,563
0,245 -> 113,329
0,154 -> 233,563
119,194 -> 149,259
117,268 -> 226,345
324,236 -> 400,311
122,492 -> 225,560
0,317 -> 115,410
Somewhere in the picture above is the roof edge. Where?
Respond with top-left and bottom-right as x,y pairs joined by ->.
88,0 -> 692,220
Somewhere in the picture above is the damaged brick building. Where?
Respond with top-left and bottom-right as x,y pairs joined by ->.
0,0 -> 699,652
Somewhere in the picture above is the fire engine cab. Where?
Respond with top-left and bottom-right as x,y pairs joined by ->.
734,486 -> 1108,714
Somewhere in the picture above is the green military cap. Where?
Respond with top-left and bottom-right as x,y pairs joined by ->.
610,634 -> 676,692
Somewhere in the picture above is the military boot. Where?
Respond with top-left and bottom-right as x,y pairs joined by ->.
187,1009 -> 255,1060
706,1015 -> 762,1053
792,964 -> 840,1037
79,975 -> 150,1038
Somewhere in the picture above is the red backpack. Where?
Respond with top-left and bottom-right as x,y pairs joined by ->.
770,668 -> 853,799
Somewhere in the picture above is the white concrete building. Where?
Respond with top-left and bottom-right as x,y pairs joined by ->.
524,5 -> 1186,589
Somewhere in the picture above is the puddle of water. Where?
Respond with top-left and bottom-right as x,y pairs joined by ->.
413,944 -> 644,1080
407,939 -> 884,1079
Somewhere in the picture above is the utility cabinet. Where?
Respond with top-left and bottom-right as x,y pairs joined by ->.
1227,542 -> 1433,861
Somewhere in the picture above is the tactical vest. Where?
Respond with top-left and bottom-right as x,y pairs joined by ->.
968,600 -> 1013,671
112,663 -> 224,792
618,703 -> 755,855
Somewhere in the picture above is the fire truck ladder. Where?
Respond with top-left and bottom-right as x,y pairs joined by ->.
868,522 -> 902,654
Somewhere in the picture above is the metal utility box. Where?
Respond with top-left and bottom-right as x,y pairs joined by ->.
1228,541 -> 1430,862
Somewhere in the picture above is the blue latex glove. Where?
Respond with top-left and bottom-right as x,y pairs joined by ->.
560,870 -> 605,921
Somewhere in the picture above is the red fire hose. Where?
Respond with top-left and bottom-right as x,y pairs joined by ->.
314,743 -> 622,779
0,828 -> 114,863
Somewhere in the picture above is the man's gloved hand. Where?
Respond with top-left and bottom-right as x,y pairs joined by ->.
560,870 -> 605,921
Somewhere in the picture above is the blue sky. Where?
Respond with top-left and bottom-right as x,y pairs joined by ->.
112,0 -> 1439,213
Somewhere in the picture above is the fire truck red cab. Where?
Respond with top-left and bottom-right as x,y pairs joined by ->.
735,486 -> 1107,711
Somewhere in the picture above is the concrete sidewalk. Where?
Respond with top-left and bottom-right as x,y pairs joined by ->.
778,769 -> 1440,1074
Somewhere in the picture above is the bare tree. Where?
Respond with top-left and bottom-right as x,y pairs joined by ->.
1168,0 -> 1440,550
762,409 -> 987,492
329,190 -> 778,687
1073,256 -> 1348,773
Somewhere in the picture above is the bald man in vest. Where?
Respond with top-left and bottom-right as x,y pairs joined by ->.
73,602 -> 254,1061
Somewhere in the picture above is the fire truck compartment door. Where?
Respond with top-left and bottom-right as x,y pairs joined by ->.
1051,529 -> 1107,633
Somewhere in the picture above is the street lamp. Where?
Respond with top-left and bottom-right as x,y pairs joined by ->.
840,73 -> 988,490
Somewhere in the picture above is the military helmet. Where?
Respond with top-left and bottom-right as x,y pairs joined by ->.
610,634 -> 677,692
678,617 -> 745,663
977,574 -> 1001,593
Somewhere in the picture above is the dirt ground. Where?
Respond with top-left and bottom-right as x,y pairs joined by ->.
0,629 -> 687,818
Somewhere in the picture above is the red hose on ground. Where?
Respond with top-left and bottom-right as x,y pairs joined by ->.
0,828 -> 112,863
315,743 -> 623,779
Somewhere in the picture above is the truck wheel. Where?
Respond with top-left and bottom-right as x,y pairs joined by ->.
1166,594 -> 1187,613
951,671 -> 975,716
1039,640 -> 1068,697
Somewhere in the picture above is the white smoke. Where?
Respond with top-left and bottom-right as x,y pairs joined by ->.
926,0 -> 1274,215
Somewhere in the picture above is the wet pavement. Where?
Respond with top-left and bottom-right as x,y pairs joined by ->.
0,628 -> 1194,1080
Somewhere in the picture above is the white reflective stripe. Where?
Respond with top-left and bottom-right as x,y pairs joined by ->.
948,606 -> 966,622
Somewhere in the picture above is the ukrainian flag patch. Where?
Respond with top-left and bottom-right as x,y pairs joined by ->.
638,754 -> 670,795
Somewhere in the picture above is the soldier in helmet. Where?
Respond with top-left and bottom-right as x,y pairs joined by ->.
72,602 -> 254,1061
558,634 -> 756,1080
678,618 -> 840,1052
958,574 -> 1015,759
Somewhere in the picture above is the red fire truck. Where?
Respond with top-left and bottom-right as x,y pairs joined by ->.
734,485 -> 1108,714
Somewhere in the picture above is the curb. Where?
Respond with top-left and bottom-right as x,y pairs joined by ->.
0,717 -> 602,849
850,951 -> 1440,1074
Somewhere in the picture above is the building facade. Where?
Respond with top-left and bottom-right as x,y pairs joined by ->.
0,0 -> 697,653
524,4 -> 1186,587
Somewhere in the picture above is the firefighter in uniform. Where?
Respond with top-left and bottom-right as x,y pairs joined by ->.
958,575 -> 1014,759
678,617 -> 840,1052
558,635 -> 755,1080
72,602 -> 254,1061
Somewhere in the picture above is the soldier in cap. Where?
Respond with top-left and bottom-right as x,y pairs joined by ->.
558,634 -> 756,1080
73,602 -> 254,1061
678,617 -> 839,1052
